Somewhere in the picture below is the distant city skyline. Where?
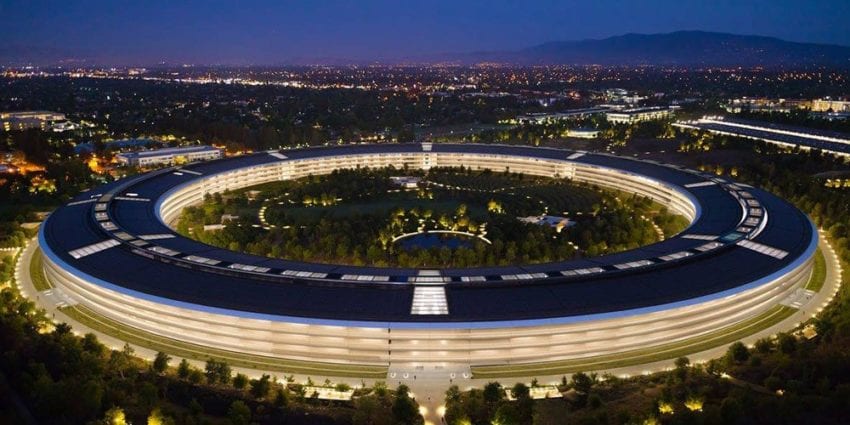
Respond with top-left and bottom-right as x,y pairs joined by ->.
2,0 -> 849,65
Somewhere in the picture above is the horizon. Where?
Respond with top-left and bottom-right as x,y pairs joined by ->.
2,0 -> 850,66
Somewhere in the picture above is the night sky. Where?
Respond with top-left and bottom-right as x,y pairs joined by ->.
2,0 -> 849,65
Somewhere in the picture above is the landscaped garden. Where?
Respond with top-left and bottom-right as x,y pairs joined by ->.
176,167 -> 689,267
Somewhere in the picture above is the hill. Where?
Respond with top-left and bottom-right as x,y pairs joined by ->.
436,31 -> 850,67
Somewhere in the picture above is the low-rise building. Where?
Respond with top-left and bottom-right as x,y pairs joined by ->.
50,121 -> 80,132
674,116 -> 850,157
724,97 -> 812,113
518,215 -> 575,232
507,107 -> 609,125
605,88 -> 646,104
390,176 -> 421,189
116,145 -> 222,167
606,106 -> 673,124
811,98 -> 850,113
566,128 -> 600,139
1,111 -> 67,131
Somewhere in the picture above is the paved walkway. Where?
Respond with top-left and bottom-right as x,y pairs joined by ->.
16,231 -> 842,425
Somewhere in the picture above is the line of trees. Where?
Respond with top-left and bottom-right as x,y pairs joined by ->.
177,168 -> 679,267
443,135 -> 850,425
0,280 -> 422,424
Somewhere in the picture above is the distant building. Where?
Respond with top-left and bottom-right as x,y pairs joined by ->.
1,111 -> 67,131
50,121 -> 80,132
606,106 -> 673,124
605,88 -> 646,104
724,98 -> 808,113
811,98 -> 850,113
674,116 -> 850,157
507,107 -> 609,125
116,145 -> 222,167
220,214 -> 240,223
566,128 -> 600,139
390,176 -> 421,189
518,215 -> 575,233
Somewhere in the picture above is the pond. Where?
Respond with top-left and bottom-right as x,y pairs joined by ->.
396,233 -> 475,250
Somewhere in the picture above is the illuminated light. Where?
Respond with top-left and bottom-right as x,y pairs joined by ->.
658,401 -> 674,414
685,397 -> 704,412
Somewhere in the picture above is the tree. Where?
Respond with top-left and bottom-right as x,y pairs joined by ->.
353,394 -> 391,425
674,356 -> 690,381
147,407 -> 175,425
189,398 -> 204,418
483,381 -> 504,406
720,397 -> 742,422
204,359 -> 231,385
510,383 -> 533,425
227,400 -> 252,425
493,403 -> 522,425
138,382 -> 159,410
274,388 -> 290,408
392,384 -> 421,425
777,333 -> 797,355
571,372 -> 594,394
445,385 -> 461,405
487,199 -> 503,213
102,407 -> 127,425
16,129 -> 50,165
764,376 -> 783,392
188,369 -> 204,384
152,352 -> 171,374
754,337 -> 774,354
250,374 -> 272,399
233,373 -> 249,390
177,359 -> 191,379
588,393 -> 603,409
727,342 -> 750,363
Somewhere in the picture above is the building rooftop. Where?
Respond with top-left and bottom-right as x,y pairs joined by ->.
607,106 -> 672,114
41,143 -> 815,325
116,145 -> 220,159
676,117 -> 850,155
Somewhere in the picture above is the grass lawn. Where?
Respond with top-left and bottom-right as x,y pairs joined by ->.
805,248 -> 827,292
29,248 -> 52,291
472,305 -> 796,379
60,305 -> 388,379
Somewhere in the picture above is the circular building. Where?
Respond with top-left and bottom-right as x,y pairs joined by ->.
39,143 -> 817,372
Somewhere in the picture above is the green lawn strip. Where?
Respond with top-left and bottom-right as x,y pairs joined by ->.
60,305 -> 387,379
29,248 -> 52,292
472,305 -> 796,379
805,249 -> 827,292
